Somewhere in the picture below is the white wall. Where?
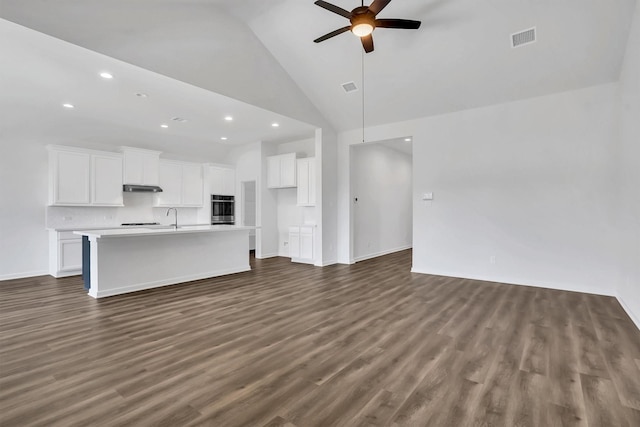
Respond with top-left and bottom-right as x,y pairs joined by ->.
615,2 -> 640,327
319,127 -> 338,266
352,142 -> 412,261
338,83 -> 620,297
0,139 -> 49,279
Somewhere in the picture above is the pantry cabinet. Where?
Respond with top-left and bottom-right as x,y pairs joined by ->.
267,153 -> 297,188
296,157 -> 316,206
48,146 -> 123,206
155,160 -> 203,207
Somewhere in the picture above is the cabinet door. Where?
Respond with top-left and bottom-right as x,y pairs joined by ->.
123,150 -> 159,185
300,227 -> 314,260
52,150 -> 91,205
280,153 -> 297,187
297,159 -> 310,206
181,163 -> 203,206
222,168 -> 235,196
156,161 -> 182,206
92,154 -> 123,206
123,151 -> 145,184
142,154 -> 159,185
288,227 -> 300,258
209,167 -> 224,195
267,156 -> 281,188
59,239 -> 82,272
307,158 -> 316,206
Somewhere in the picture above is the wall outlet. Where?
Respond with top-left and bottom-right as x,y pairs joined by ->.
63,216 -> 72,221
490,255 -> 496,264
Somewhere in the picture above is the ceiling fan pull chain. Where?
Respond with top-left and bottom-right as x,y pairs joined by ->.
362,48 -> 365,143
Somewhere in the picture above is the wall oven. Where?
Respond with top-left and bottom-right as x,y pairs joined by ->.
211,195 -> 235,225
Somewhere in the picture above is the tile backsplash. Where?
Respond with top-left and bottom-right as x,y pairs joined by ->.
46,193 -> 202,229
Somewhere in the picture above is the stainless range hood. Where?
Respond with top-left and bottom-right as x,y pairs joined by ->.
123,184 -> 163,193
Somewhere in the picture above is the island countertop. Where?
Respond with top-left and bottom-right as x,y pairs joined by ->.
74,225 -> 256,239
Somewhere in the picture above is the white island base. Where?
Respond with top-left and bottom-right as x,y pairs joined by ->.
76,226 -> 252,298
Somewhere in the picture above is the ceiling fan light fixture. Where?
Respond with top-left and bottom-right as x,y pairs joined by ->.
352,22 -> 374,37
351,12 -> 375,37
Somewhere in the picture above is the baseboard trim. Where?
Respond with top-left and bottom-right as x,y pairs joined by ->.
256,252 -> 278,259
616,295 -> 640,331
354,245 -> 412,263
410,268 -> 615,297
0,270 -> 49,282
315,259 -> 338,267
89,265 -> 251,299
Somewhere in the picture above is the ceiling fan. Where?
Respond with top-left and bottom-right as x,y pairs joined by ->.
313,0 -> 421,53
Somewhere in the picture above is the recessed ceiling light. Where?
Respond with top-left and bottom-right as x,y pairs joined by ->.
99,72 -> 113,79
271,123 -> 280,127
62,103 -> 74,109
220,137 -> 228,140
224,116 -> 233,121
404,138 -> 411,142
135,92 -> 148,98
160,124 -> 168,128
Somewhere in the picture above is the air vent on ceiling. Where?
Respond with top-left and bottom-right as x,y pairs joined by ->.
511,27 -> 536,48
341,81 -> 358,93
171,117 -> 188,123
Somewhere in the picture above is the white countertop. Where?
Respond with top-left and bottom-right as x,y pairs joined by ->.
74,225 -> 256,238
49,223 -> 213,232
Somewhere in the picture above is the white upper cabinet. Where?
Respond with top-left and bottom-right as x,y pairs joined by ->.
155,160 -> 203,207
92,153 -> 124,206
121,147 -> 161,186
267,153 -> 297,188
181,163 -> 204,206
49,149 -> 91,205
48,146 -> 123,207
210,166 -> 236,196
296,157 -> 316,206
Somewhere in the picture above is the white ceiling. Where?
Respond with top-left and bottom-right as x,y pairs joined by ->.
0,0 -> 637,156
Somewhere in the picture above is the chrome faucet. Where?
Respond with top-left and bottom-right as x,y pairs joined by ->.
166,207 -> 178,230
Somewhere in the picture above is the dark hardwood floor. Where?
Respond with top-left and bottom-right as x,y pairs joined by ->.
1,250 -> 639,426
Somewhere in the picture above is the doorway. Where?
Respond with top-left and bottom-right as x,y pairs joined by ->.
351,137 -> 413,262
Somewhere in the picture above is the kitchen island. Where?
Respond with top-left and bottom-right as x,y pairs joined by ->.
75,225 -> 254,298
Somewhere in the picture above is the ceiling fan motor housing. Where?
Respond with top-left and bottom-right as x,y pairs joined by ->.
350,7 -> 376,34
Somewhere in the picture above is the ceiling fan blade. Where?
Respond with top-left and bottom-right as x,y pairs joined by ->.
314,1 -> 352,18
368,0 -> 392,16
375,18 -> 421,29
361,34 -> 374,53
314,26 -> 351,43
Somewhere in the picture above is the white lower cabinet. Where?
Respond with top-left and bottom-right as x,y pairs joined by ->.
288,226 -> 314,264
49,231 -> 82,277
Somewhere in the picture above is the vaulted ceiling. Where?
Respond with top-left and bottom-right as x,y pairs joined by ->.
0,0 -> 637,153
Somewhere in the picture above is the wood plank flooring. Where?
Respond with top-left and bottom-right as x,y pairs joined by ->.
1,250 -> 639,426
